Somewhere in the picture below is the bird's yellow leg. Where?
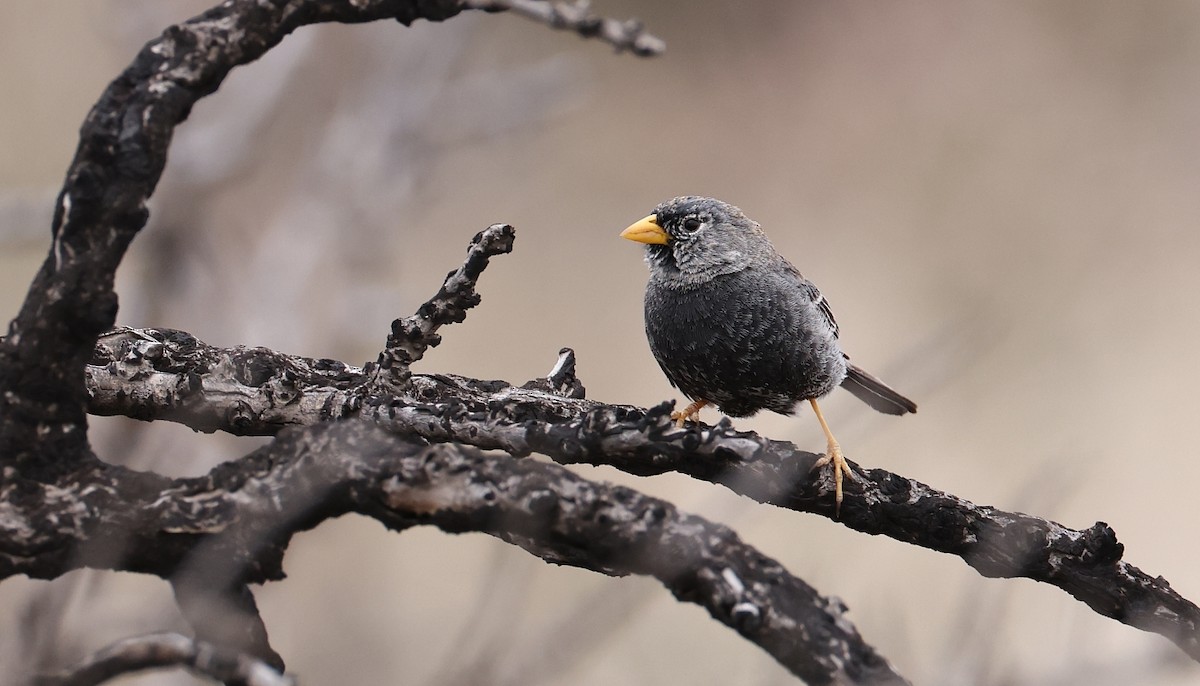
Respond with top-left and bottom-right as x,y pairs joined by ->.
671,399 -> 709,427
809,398 -> 858,515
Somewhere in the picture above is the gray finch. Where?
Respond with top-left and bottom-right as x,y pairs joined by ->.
621,196 -> 915,513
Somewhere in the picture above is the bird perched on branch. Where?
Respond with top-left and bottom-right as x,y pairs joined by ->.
620,196 -> 916,513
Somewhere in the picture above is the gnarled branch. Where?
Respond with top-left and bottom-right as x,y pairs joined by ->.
5,421 -> 907,685
369,223 -> 515,392
84,325 -> 1200,662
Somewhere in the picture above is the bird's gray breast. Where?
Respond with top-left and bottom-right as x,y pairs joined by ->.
644,267 -> 847,416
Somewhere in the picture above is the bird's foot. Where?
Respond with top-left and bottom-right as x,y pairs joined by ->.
811,439 -> 858,516
671,399 -> 709,428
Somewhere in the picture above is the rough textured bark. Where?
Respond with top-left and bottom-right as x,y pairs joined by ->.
369,223 -> 516,392
4,420 -> 909,686
82,325 -> 1200,662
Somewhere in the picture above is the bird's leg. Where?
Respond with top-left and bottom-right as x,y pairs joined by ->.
808,398 -> 858,515
671,399 -> 709,427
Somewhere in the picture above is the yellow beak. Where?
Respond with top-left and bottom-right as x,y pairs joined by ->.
620,214 -> 670,245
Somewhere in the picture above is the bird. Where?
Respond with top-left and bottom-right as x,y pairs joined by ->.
620,196 -> 916,514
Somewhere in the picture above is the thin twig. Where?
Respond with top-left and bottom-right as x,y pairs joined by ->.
34,632 -> 293,686
462,0 -> 666,56
369,224 -> 515,392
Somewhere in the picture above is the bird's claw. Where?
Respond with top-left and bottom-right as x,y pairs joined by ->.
811,440 -> 857,516
671,399 -> 709,428
671,410 -> 697,428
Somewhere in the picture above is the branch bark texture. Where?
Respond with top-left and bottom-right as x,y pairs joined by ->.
3,420 -> 907,685
370,223 -> 515,392
82,327 -> 1200,662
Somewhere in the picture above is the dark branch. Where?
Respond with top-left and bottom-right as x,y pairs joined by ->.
462,0 -> 666,56
0,0 -> 473,479
369,223 -> 515,392
83,330 -> 1200,662
34,632 -> 293,686
86,327 -> 366,433
2,421 -> 907,684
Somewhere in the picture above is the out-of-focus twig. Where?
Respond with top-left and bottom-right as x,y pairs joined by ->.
462,0 -> 666,56
34,632 -> 293,686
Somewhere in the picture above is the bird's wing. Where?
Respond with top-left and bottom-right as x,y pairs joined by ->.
780,260 -> 839,339
811,286 -> 839,339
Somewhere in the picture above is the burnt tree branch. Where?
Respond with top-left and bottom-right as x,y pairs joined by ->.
84,326 -> 1200,661
7,421 -> 906,685
369,223 -> 515,392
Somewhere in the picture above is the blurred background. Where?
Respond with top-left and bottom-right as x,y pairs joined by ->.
3,1 -> 1200,684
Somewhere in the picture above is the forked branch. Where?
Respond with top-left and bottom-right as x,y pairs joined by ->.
85,326 -> 1200,662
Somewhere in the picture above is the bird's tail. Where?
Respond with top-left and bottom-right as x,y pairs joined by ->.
841,363 -> 917,415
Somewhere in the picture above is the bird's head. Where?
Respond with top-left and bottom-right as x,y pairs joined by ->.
620,196 -> 772,284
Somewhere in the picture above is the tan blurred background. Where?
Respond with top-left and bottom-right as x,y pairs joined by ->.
3,1 -> 1200,684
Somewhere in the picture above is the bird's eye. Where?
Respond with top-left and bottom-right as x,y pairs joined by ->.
682,218 -> 702,232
